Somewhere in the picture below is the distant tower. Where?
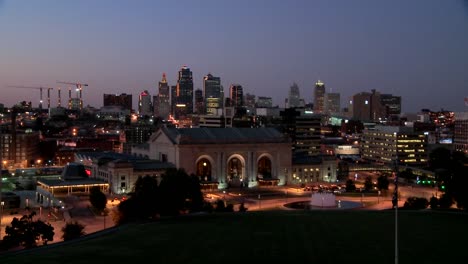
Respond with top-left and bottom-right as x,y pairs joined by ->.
103,93 -> 133,111
203,73 -> 223,115
155,73 -> 171,119
314,80 -> 326,113
229,84 -> 244,107
288,82 -> 301,108
352,89 -> 383,122
325,93 -> 341,114
194,89 -> 204,114
138,90 -> 152,116
175,65 -> 194,118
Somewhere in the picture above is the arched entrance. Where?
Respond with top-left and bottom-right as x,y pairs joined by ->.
257,156 -> 272,179
226,155 -> 245,187
196,158 -> 212,182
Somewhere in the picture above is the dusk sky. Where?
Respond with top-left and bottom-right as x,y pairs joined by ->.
1,0 -> 467,113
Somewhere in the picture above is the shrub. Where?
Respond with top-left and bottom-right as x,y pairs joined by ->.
403,197 -> 428,210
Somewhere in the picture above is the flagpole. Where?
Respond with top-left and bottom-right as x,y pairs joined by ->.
393,157 -> 399,264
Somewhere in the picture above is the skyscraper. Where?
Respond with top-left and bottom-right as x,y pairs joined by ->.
138,90 -> 152,117
244,93 -> 256,108
229,84 -> 244,107
313,80 -> 326,113
325,92 -> 341,114
351,89 -> 384,121
194,89 -> 204,114
175,65 -> 194,118
380,94 -> 402,117
288,82 -> 301,108
203,73 -> 222,115
103,93 -> 133,111
155,73 -> 171,119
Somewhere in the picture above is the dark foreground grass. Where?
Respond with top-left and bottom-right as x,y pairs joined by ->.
1,210 -> 467,264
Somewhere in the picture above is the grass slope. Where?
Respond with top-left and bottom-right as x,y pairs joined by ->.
1,210 -> 467,264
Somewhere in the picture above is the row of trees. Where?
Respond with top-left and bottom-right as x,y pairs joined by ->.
428,147 -> 468,210
0,212 -> 86,251
115,168 -> 204,224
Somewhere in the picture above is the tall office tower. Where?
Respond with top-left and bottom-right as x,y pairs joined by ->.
325,92 -> 341,114
170,85 -> 177,116
351,89 -> 384,122
138,90 -> 153,116
313,80 -> 326,113
229,84 -> 244,107
244,93 -> 256,108
361,125 -> 428,167
380,94 -> 401,117
175,65 -> 194,118
256,96 -> 273,108
203,73 -> 223,115
280,108 -> 322,158
154,73 -> 171,119
194,89 -> 204,114
454,112 -> 468,154
103,93 -> 133,111
288,82 -> 301,108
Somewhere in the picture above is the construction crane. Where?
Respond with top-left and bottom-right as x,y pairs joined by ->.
6,85 -> 54,110
56,81 -> 88,110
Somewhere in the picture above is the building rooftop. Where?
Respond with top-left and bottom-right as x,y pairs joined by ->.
162,126 -> 290,144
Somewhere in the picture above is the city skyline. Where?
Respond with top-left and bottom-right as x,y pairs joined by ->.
1,0 -> 467,112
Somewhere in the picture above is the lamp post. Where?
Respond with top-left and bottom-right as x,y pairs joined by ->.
258,194 -> 261,209
393,156 -> 399,264
0,201 -> 4,239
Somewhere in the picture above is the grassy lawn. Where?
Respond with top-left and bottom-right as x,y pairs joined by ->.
1,210 -> 467,264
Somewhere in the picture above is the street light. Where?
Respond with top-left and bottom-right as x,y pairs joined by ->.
258,194 -> 261,209
0,201 -> 4,239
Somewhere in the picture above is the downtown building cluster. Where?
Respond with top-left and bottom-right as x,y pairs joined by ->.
0,65 -> 468,199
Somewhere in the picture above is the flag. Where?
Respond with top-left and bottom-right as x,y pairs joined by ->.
465,97 -> 468,107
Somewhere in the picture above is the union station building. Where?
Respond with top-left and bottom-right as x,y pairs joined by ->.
132,126 -> 293,189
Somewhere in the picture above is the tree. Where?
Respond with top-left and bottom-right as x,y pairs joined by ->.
62,221 -> 86,241
429,196 -> 439,209
117,175 -> 160,224
3,212 -> 54,249
403,197 -> 428,210
215,199 -> 226,212
438,193 -> 453,209
377,174 -> 389,191
345,179 -> 356,192
89,187 -> 107,212
238,202 -> 248,212
364,176 -> 373,192
159,168 -> 203,215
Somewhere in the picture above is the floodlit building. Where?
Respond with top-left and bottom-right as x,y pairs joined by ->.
361,125 -> 428,167
132,126 -> 292,189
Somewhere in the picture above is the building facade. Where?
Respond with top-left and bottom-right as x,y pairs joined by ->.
325,92 -> 341,115
76,152 -> 174,194
280,108 -> 322,158
155,73 -> 171,119
175,66 -> 194,118
138,90 -> 153,117
103,93 -> 133,111
313,80 -> 326,113
454,112 -> 468,154
361,125 -> 428,167
132,126 -> 292,188
351,89 -> 384,122
288,82 -> 302,108
203,73 -> 223,115
229,84 -> 244,107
